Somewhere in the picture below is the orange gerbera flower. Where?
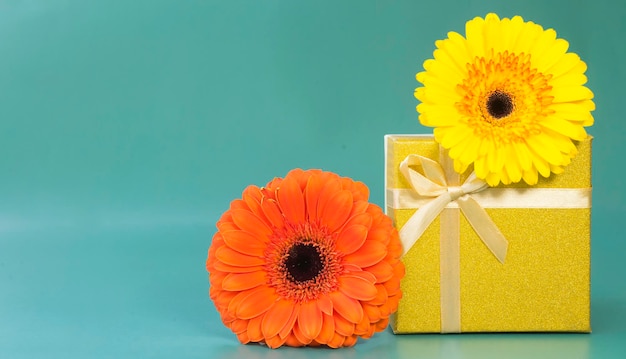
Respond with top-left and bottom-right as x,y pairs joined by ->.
206,169 -> 405,348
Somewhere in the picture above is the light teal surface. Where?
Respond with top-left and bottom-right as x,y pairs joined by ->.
1,1 -> 625,358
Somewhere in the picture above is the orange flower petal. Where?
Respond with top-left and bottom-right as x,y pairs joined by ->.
393,261 -> 406,280
229,199 -> 249,211
279,302 -> 300,339
355,312 -> 371,336
329,291 -> 363,324
230,318 -> 248,334
242,186 -> 271,226
242,185 -> 263,201
362,303 -> 382,322
386,235 -> 403,260
215,246 -> 265,267
343,335 -> 358,347
236,330 -> 250,344
367,227 -> 392,245
367,204 -> 388,224
221,230 -> 266,256
262,299 -> 295,339
335,225 -> 368,255
375,317 -> 389,331
286,168 -> 311,190
383,274 -> 402,296
353,181 -> 370,201
333,312 -> 356,336
292,322 -> 312,345
228,289 -> 253,316
364,322 -> 377,338
342,263 -> 362,273
339,275 -> 378,301
318,190 -> 353,232
349,199 -> 370,217
298,300 -> 323,340
235,286 -> 277,320
379,301 -> 394,317
284,333 -> 306,347
316,295 -> 333,315
212,261 -> 264,273
276,176 -> 306,225
230,209 -> 272,239
220,310 -> 236,324
262,176 -> 279,191
370,284 -> 388,306
211,287 -> 237,310
327,332 -> 346,348
209,264 -> 226,279
264,334 -> 287,349
316,313 -> 335,344
260,198 -> 285,229
316,178 -> 342,219
216,217 -> 238,232
343,240 -> 387,267
304,174 -> 324,222
246,315 -> 264,342
346,269 -> 377,284
363,261 -> 394,282
340,176 -> 369,201
222,271 -> 266,291
343,212 -> 372,230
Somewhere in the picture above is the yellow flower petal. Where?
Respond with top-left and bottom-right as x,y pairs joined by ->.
552,86 -> 594,103
549,102 -> 594,120
546,53 -> 582,77
549,73 -> 587,87
512,21 -> 544,54
540,117 -> 588,141
474,155 -> 489,179
513,142 -> 533,172
453,158 -> 471,174
526,133 -> 564,166
522,168 -> 539,185
527,144 -> 552,178
465,15 -> 487,58
503,145 -> 523,183
485,171 -> 502,186
486,143 -> 505,174
435,126 -> 470,150
457,135 -> 481,166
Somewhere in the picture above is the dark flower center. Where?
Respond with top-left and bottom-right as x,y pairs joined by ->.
486,90 -> 514,119
285,243 -> 323,283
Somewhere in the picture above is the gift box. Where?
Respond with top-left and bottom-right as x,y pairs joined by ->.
385,134 -> 591,333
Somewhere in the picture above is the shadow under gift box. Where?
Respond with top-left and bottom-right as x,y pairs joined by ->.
385,135 -> 591,333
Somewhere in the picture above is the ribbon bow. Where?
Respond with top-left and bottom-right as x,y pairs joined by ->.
399,154 -> 508,263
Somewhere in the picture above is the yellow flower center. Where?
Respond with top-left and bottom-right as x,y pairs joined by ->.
455,51 -> 554,144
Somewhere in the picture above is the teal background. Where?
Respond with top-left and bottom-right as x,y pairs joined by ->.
1,1 -> 624,358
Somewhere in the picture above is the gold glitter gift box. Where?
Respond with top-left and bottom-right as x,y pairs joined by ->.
385,135 -> 591,333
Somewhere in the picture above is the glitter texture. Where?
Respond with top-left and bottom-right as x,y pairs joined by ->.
386,135 -> 591,333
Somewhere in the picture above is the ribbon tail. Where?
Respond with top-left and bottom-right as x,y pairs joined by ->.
399,193 -> 450,256
457,196 -> 509,263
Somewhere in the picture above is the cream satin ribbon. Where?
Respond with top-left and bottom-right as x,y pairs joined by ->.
392,152 -> 591,333
397,152 -> 509,333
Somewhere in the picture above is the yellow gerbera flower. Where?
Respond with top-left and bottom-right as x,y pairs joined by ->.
415,13 -> 595,186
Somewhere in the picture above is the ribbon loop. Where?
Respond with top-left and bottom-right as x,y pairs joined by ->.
398,154 -> 509,262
